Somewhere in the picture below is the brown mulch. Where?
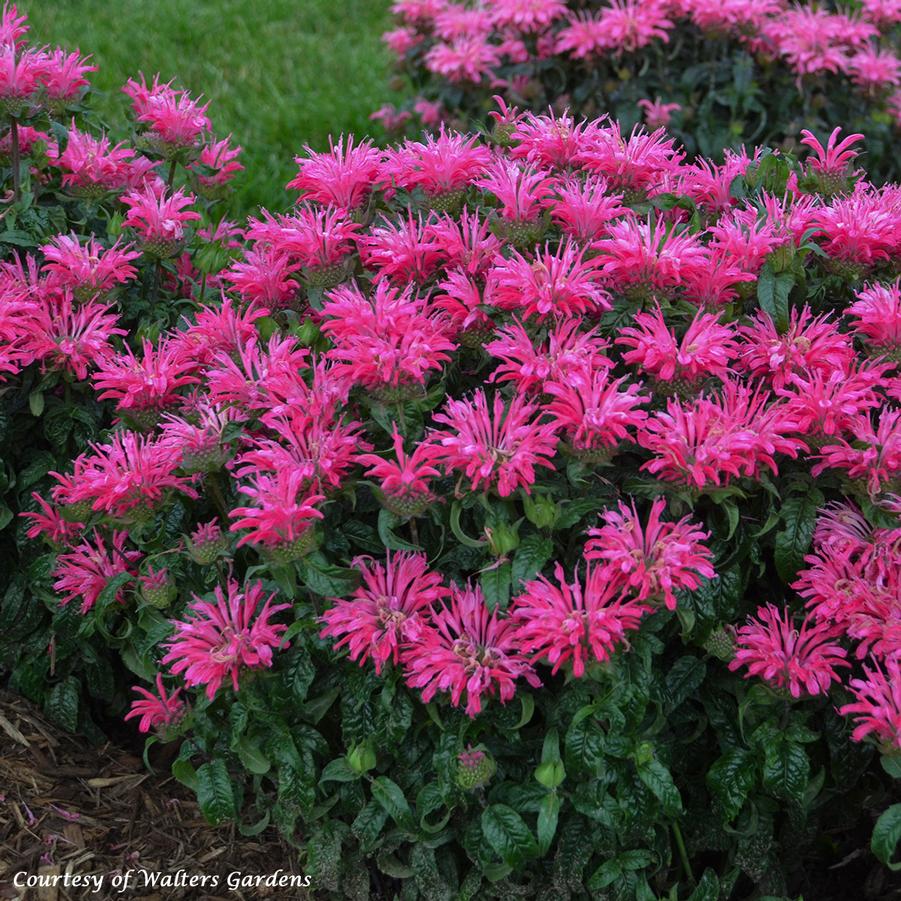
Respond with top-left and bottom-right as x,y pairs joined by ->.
0,691 -> 311,901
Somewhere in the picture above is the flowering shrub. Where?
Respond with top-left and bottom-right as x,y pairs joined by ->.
3,5 -> 901,898
0,4 -> 244,732
380,0 -> 901,183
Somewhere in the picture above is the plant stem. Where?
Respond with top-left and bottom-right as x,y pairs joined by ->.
672,820 -> 695,885
166,158 -> 177,190
9,116 -> 20,203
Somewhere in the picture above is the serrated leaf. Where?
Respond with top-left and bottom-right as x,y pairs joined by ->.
707,748 -> 756,822
236,738 -> 270,775
511,534 -> 553,590
352,800 -> 388,851
195,759 -> 237,825
636,759 -> 682,815
300,557 -> 360,597
480,562 -> 511,611
663,656 -> 706,713
774,485 -> 824,581
537,793 -> 560,855
872,804 -> 901,871
763,737 -> 809,804
377,508 -> 419,551
371,775 -> 412,826
481,803 -> 539,867
44,677 -> 79,732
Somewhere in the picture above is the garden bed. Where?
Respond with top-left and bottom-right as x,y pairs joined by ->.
0,691 -> 306,901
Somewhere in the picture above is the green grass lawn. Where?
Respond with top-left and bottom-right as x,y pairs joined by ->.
28,0 -> 400,213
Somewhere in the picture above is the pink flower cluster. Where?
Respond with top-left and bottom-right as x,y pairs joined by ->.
384,0 -> 901,134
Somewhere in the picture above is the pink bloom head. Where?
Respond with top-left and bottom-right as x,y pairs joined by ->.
848,280 -> 901,349
125,673 -> 186,734
402,582 -> 540,717
638,97 -> 681,129
191,135 -> 243,191
357,424 -> 443,516
162,579 -> 290,700
41,234 -> 140,298
511,562 -> 651,677
584,498 -> 715,610
431,389 -> 558,496
840,657 -> 901,750
123,74 -> 211,153
799,127 -> 864,180
320,551 -> 450,674
545,363 -> 648,457
52,529 -> 140,614
121,183 -> 201,256
40,48 -> 95,104
21,492 -> 82,545
729,604 -> 849,698
288,135 -> 382,211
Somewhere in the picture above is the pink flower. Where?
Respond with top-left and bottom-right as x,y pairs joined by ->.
24,293 -> 125,379
800,127 -> 864,179
229,469 -> 325,551
486,239 -> 609,319
381,129 -> 491,197
320,551 -> 450,674
247,205 -> 360,271
638,98 -> 681,129
48,125 -> 156,193
545,363 -> 648,455
0,3 -> 28,48
475,158 -> 556,222
596,0 -> 673,53
509,110 -> 594,169
596,216 -> 709,295
224,245 -> 301,309
584,498 -> 715,610
52,431 -> 197,520
847,47 -> 901,90
738,307 -> 853,390
122,183 -> 201,252
549,175 -> 626,243
357,424 -> 443,511
125,673 -> 185,734
52,530 -> 140,614
288,135 -> 382,211
320,280 -> 456,390
41,234 -> 140,297
0,45 -> 46,107
190,135 -> 243,189
428,208 -> 501,275
123,74 -> 210,151
359,211 -> 444,283
383,27 -> 423,57
812,185 -> 901,266
848,280 -> 901,349
488,0 -> 566,32
576,122 -> 683,195
370,104 -> 412,132
425,35 -> 500,84
92,337 -> 199,416
511,563 -> 651,676
163,579 -> 290,700
402,582 -> 540,717
639,382 -> 806,489
840,658 -> 901,749
431,389 -> 558,496
40,48 -> 95,103
729,604 -> 849,698
486,317 -> 611,394
21,492 -> 82,544
814,408 -> 901,496
617,306 -> 737,385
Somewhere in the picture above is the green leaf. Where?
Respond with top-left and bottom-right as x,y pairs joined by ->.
663,656 -> 706,713
763,737 -> 809,804
756,263 -> 793,332
371,776 -> 412,827
636,758 -> 683,815
872,804 -> 901,871
688,868 -> 721,901
352,800 -> 388,852
195,759 -> 237,825
235,738 -> 270,775
171,757 -> 197,792
481,803 -> 539,867
774,484 -> 825,581
44,677 -> 80,732
321,757 -> 358,783
511,534 -> 553,590
450,500 -> 487,548
480,562 -> 511,611
300,557 -> 360,597
707,748 -> 756,822
377,508 -> 419,551
537,793 -> 561,855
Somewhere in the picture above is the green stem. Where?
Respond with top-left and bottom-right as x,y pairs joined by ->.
166,158 -> 177,190
672,820 -> 695,885
9,115 -> 20,203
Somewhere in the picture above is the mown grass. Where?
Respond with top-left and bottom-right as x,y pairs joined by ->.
28,0 -> 400,212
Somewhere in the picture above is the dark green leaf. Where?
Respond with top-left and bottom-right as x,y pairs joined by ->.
195,759 -> 237,825
872,804 -> 901,871
481,803 -> 539,867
